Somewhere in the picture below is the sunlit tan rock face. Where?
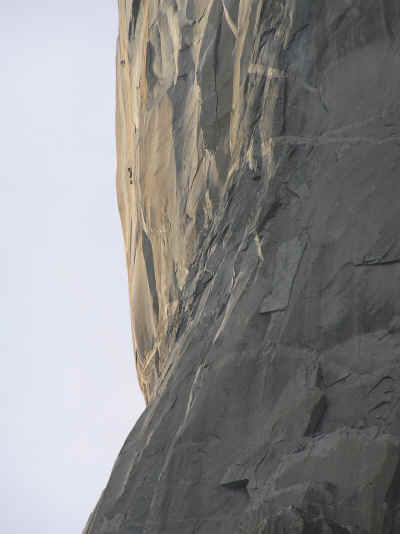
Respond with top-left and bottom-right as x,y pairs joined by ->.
85,1 -> 400,532
116,0 -> 243,400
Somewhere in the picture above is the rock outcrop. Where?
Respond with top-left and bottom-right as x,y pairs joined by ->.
85,1 -> 400,532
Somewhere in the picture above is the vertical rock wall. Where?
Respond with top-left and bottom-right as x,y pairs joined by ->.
85,1 -> 400,532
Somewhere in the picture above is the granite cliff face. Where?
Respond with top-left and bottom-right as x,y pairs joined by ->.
85,1 -> 400,532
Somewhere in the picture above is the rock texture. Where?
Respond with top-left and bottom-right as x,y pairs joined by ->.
85,1 -> 400,532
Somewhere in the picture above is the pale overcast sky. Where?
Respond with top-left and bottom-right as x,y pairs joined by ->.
1,2 -> 145,533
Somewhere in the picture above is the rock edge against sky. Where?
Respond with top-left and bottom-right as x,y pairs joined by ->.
85,1 -> 400,532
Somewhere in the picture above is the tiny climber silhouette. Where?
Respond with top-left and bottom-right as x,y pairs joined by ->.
128,167 -> 133,184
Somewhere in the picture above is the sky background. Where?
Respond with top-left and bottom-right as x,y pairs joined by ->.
1,2 -> 145,533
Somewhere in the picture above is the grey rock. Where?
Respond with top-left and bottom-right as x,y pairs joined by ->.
259,236 -> 306,314
271,428 -> 400,533
84,0 -> 400,533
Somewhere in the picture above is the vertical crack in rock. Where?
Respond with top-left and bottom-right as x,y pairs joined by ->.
85,1 -> 400,533
128,0 -> 141,41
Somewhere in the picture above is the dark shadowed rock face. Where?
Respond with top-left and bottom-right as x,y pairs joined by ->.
84,1 -> 400,532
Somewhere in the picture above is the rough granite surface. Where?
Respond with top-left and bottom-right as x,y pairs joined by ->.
85,1 -> 400,532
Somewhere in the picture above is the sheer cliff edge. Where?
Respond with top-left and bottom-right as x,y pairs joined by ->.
85,1 -> 400,533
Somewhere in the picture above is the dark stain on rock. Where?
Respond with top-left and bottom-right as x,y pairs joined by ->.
142,229 -> 159,319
